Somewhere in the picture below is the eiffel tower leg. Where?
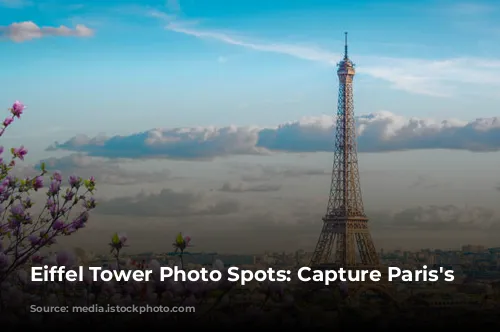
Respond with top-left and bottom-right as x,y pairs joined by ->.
311,224 -> 336,266
334,232 -> 344,264
346,231 -> 356,266
355,232 -> 379,266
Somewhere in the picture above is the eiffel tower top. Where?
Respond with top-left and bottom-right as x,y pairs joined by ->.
337,32 -> 355,77
344,31 -> 349,60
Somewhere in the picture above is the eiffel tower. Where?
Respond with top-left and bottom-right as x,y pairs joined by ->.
310,33 -> 379,270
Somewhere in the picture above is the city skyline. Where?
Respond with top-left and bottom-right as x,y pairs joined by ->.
1,0 -> 500,254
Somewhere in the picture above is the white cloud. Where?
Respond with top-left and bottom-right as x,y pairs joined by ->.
449,3 -> 496,15
157,19 -> 500,97
359,57 -> 500,97
48,111 -> 500,159
0,21 -> 94,42
167,23 -> 339,65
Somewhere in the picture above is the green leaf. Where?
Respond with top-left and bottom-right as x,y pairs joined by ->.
175,232 -> 184,245
111,233 -> 120,245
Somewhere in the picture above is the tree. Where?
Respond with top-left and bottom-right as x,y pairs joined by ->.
0,101 -> 97,284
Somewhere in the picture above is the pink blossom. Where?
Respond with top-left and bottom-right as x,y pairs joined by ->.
32,255 -> 44,264
56,250 -> 75,267
119,233 -> 128,244
3,117 -> 13,127
52,170 -> 62,182
49,179 -> 60,195
52,219 -> 64,230
11,101 -> 24,118
69,175 -> 80,187
12,146 -> 27,160
33,176 -> 43,190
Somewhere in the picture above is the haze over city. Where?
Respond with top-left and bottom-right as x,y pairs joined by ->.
1,0 -> 500,253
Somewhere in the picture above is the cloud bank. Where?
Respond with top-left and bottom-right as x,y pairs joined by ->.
40,154 -> 171,185
89,183 -> 499,251
372,205 -> 498,231
218,182 -> 282,193
96,189 -> 240,217
0,21 -> 94,42
47,111 -> 500,160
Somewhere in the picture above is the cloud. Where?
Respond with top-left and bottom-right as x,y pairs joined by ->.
166,23 -> 339,65
218,182 -> 281,193
96,189 -> 240,217
408,175 -> 451,189
47,111 -> 500,160
359,57 -> 500,97
238,165 -> 328,182
10,164 -> 39,179
72,201 -> 500,253
47,126 -> 269,159
64,211 -> 323,254
449,3 -> 496,15
371,205 -> 498,231
39,154 -> 171,186
157,19 -> 500,97
0,21 -> 94,42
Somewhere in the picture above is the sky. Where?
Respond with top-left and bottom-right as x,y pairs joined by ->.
0,0 -> 500,254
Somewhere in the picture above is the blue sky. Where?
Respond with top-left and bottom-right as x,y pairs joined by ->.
0,0 -> 498,160
0,0 -> 500,252
1,0 -> 500,138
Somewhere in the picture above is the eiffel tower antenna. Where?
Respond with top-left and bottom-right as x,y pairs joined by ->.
344,31 -> 348,59
310,32 -> 379,269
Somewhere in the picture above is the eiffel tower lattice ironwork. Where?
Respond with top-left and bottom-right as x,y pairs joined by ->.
310,32 -> 379,269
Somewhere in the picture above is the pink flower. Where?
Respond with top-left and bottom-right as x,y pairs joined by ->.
173,233 -> 192,252
32,254 -> 44,264
109,232 -> 128,252
28,234 -> 40,246
12,146 -> 27,160
11,101 -> 24,118
52,219 -> 64,230
33,176 -> 43,190
3,117 -> 13,127
56,250 -> 75,268
52,171 -> 62,182
119,233 -> 128,244
69,175 -> 80,187
49,179 -> 60,195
